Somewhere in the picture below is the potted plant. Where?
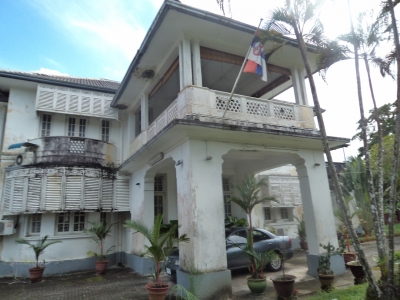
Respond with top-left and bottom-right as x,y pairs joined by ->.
317,242 -> 344,291
339,234 -> 356,266
15,235 -> 61,283
347,260 -> 366,285
229,174 -> 275,294
294,215 -> 307,251
86,221 -> 117,275
124,214 -> 189,300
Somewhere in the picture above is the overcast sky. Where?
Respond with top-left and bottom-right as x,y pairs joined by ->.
0,0 -> 397,161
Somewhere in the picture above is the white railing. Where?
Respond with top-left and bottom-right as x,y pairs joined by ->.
147,100 -> 178,141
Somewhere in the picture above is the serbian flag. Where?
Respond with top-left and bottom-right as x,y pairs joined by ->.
243,31 -> 268,82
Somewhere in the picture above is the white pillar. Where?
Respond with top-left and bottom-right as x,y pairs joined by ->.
172,140 -> 231,299
140,94 -> 149,131
291,68 -> 309,106
295,151 -> 345,276
191,40 -> 202,87
179,37 -> 193,89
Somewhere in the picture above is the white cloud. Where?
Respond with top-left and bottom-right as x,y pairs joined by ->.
32,68 -> 69,76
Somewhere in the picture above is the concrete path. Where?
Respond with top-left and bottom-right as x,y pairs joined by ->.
0,238 -> 398,299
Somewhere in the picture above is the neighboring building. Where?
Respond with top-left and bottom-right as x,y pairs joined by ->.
0,1 -> 349,298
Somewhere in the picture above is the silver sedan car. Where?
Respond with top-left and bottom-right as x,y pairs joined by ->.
165,227 -> 293,276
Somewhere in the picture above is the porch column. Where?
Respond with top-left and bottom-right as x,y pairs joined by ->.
192,40 -> 202,86
172,140 -> 231,299
179,37 -> 193,89
291,68 -> 308,105
294,151 -> 345,276
140,94 -> 149,131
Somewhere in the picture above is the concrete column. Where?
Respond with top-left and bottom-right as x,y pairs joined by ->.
191,40 -> 202,87
172,140 -> 231,299
294,151 -> 345,276
179,37 -> 193,90
140,94 -> 149,131
291,68 -> 309,106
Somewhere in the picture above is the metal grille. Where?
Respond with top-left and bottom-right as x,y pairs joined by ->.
216,96 -> 241,112
69,139 -> 85,154
247,100 -> 269,116
274,105 -> 294,120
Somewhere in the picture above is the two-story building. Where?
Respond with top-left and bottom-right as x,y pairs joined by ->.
0,1 -> 349,298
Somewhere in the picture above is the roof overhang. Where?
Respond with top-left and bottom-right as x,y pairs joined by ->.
112,0 -> 320,108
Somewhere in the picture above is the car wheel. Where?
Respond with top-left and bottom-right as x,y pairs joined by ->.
267,253 -> 282,271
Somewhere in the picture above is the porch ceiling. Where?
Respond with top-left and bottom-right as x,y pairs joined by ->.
119,119 -> 349,173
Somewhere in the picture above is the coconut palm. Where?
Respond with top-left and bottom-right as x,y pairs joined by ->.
15,235 -> 61,268
85,221 -> 117,261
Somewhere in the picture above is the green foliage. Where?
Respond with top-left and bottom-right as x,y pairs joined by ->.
85,221 -> 117,261
317,242 -> 344,275
15,235 -> 61,268
225,216 -> 248,228
305,283 -> 367,300
123,214 -> 189,285
294,215 -> 306,241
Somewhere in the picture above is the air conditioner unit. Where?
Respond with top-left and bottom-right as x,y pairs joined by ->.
15,152 -> 35,166
0,220 -> 15,235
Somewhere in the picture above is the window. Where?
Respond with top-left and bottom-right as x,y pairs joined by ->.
101,120 -> 110,142
264,207 -> 272,221
30,214 -> 42,235
41,114 -> 52,137
252,229 -> 271,242
154,176 -> 165,219
280,208 -> 289,220
222,178 -> 232,218
67,117 -> 86,137
135,109 -> 142,137
57,212 -> 85,233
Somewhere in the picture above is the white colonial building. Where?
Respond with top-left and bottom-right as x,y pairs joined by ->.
0,1 -> 348,298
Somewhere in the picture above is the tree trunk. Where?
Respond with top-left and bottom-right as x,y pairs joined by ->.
290,14 -> 382,299
387,0 -> 400,287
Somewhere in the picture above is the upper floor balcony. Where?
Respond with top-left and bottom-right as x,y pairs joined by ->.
19,136 -> 117,168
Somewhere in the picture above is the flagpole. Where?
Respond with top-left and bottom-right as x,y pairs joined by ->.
222,18 -> 263,118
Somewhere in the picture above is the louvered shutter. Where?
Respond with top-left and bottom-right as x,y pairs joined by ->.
93,98 -> 102,116
104,99 -> 115,117
11,177 -> 25,213
114,177 -> 130,210
65,176 -> 82,210
37,90 -> 54,110
55,93 -> 67,111
26,177 -> 42,212
69,95 -> 79,112
2,179 -> 12,211
81,96 -> 91,113
84,177 -> 100,210
101,176 -> 113,210
44,176 -> 62,210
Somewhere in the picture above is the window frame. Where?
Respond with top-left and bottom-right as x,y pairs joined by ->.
280,207 -> 289,220
154,176 -> 166,220
264,207 -> 272,221
41,114 -> 52,137
101,120 -> 110,142
56,212 -> 86,234
66,117 -> 87,137
29,214 -> 42,235
222,178 -> 232,218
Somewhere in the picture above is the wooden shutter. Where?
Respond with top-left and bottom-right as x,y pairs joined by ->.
26,177 -> 42,212
93,98 -> 102,116
44,176 -> 62,210
101,175 -> 113,210
114,176 -> 130,210
37,90 -> 54,110
55,93 -> 67,111
69,95 -> 79,112
2,179 -> 12,212
81,96 -> 91,113
65,176 -> 82,210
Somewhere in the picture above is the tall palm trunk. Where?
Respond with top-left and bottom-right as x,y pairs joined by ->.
386,0 -> 400,285
289,13 -> 382,299
363,53 -> 388,268
346,1 -> 388,283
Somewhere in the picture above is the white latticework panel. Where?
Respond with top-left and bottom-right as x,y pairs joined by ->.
167,103 -> 178,122
148,124 -> 156,140
27,178 -> 41,212
215,96 -> 241,112
274,105 -> 294,120
65,177 -> 82,210
156,114 -> 167,132
69,139 -> 85,154
246,100 -> 269,116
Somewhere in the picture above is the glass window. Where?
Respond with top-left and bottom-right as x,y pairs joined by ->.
222,178 -> 232,218
101,120 -> 110,142
30,214 -> 42,234
154,176 -> 165,219
41,114 -> 52,137
57,212 -> 85,233
280,208 -> 289,219
154,176 -> 163,192
68,118 -> 76,136
264,207 -> 272,221
79,119 -> 86,137
253,230 -> 270,242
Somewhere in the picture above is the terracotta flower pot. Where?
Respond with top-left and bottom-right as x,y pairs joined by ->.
343,252 -> 356,267
318,274 -> 335,291
145,283 -> 169,300
299,240 -> 308,251
29,267 -> 45,283
247,276 -> 267,294
95,260 -> 108,275
270,275 -> 296,298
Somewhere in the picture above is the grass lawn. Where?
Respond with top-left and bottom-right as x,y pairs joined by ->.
302,283 -> 367,300
358,223 -> 400,243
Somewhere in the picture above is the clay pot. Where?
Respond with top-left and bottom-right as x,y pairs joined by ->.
318,274 -> 335,290
95,260 -> 108,275
343,252 -> 357,267
247,276 -> 267,294
348,261 -> 366,285
29,267 -> 45,283
299,240 -> 308,251
270,275 -> 296,298
145,283 -> 169,300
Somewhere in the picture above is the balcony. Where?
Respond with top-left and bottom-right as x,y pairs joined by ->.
29,136 -> 117,168
129,86 -> 316,155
